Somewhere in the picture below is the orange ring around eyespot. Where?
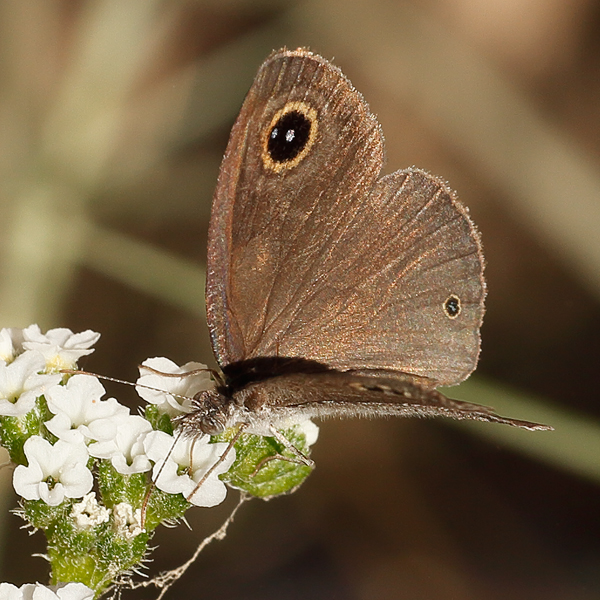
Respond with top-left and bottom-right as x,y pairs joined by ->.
443,294 -> 462,319
261,101 -> 318,173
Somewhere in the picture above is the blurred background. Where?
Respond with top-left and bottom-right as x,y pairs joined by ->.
1,0 -> 600,598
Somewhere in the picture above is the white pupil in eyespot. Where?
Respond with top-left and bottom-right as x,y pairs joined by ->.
269,126 -> 296,144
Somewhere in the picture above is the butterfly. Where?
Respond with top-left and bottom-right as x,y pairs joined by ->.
181,47 -> 550,448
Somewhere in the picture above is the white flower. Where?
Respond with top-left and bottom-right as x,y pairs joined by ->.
112,502 -> 144,539
45,374 -> 129,444
0,582 -> 94,600
13,436 -> 93,506
0,582 -> 23,600
0,328 -> 25,363
71,492 -> 110,531
22,325 -> 100,371
0,351 -> 61,417
144,430 -> 235,507
87,414 -> 152,475
296,419 -> 319,447
136,357 -> 213,416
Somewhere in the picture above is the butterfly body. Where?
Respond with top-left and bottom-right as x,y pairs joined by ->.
186,47 -> 551,439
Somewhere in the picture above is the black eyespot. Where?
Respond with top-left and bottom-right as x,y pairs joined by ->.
261,102 -> 318,172
444,295 -> 461,319
267,110 -> 312,163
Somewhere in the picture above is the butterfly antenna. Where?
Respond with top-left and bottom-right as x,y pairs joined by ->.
138,364 -> 225,387
185,424 -> 247,504
60,369 -> 142,388
59,368 -> 219,406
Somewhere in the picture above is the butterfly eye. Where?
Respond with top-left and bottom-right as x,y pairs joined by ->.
200,413 -> 226,435
444,295 -> 461,319
261,101 -> 318,172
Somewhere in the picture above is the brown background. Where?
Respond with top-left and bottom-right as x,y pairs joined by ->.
0,1 -> 599,599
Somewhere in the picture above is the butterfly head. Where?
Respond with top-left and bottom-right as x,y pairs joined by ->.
181,388 -> 233,436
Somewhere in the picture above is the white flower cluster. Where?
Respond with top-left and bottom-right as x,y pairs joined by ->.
0,324 -> 323,597
0,582 -> 94,600
0,326 -> 235,509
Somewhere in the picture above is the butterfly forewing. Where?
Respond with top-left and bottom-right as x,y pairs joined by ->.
207,48 -> 484,387
207,48 -> 384,366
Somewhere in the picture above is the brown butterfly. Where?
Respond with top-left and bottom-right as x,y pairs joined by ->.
182,47 -> 550,442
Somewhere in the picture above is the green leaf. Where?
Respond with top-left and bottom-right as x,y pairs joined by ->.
217,425 -> 314,498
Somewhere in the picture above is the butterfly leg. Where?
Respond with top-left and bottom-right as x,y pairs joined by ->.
186,424 -> 246,503
141,428 -> 187,527
251,426 -> 314,476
